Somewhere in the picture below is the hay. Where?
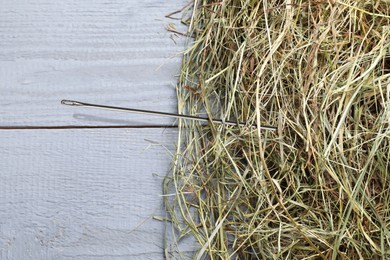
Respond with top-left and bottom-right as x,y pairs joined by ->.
164,1 -> 390,259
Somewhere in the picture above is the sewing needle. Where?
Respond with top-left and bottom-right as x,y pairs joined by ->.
61,100 -> 277,131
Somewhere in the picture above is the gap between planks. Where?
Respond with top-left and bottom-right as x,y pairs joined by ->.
0,125 -> 178,130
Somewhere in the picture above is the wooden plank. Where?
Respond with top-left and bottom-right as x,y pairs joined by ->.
0,128 -> 194,259
0,0 -> 186,127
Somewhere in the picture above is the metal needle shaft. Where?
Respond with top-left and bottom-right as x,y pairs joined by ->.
61,100 -> 277,131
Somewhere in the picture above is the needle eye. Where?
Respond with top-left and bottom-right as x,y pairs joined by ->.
61,100 -> 83,106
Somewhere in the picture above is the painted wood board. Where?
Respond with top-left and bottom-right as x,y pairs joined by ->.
0,0 -> 187,127
0,128 -> 194,259
0,0 -> 194,258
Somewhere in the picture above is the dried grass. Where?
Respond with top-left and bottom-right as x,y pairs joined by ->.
164,1 -> 390,259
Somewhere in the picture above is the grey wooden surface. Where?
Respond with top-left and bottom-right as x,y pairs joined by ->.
0,129 -> 180,259
0,0 -> 184,127
0,0 -> 190,259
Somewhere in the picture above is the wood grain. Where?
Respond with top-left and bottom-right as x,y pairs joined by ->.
0,128 -> 194,259
0,0 -> 195,259
0,0 -> 186,127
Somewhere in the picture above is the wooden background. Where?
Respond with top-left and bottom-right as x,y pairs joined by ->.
0,0 -> 190,259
